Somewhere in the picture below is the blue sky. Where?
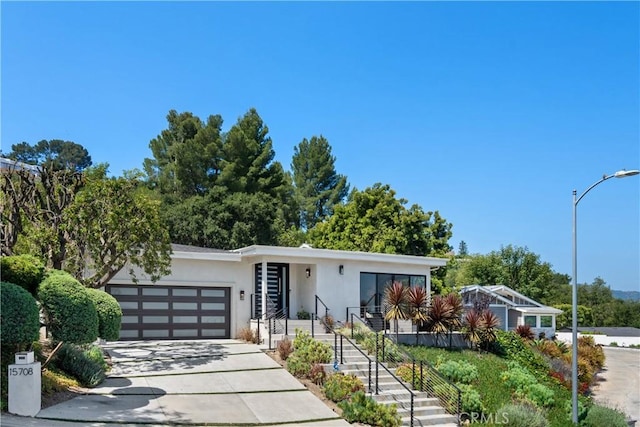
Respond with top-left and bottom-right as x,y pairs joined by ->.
2,1 -> 639,292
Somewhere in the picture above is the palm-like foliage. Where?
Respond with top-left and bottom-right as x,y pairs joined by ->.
383,281 -> 409,339
426,295 -> 453,347
479,309 -> 500,350
462,310 -> 483,350
444,293 -> 463,330
407,286 -> 428,344
515,324 -> 535,341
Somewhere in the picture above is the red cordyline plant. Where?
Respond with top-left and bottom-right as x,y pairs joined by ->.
426,295 -> 454,347
407,286 -> 428,345
515,324 -> 535,341
462,310 -> 483,350
383,281 -> 409,340
479,309 -> 500,350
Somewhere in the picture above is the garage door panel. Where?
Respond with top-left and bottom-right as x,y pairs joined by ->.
107,285 -> 230,340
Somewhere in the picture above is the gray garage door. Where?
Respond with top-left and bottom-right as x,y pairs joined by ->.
106,285 -> 230,340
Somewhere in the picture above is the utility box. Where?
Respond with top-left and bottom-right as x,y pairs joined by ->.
8,351 -> 41,417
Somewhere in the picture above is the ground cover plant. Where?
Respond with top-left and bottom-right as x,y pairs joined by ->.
401,330 -> 594,427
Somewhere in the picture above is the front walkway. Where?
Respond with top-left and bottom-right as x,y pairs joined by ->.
2,339 -> 348,427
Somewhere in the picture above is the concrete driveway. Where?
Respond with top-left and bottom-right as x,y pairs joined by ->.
2,339 -> 348,426
591,347 -> 640,423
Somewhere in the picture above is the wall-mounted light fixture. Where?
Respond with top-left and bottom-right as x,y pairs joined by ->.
305,267 -> 311,278
339,265 -> 344,275
240,290 -> 245,300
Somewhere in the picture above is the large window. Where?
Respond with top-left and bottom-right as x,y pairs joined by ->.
524,315 -> 537,327
540,316 -> 552,328
359,272 -> 426,313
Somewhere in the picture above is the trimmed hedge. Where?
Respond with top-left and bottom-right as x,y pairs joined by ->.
0,254 -> 46,295
86,289 -> 122,341
38,271 -> 99,344
0,281 -> 40,347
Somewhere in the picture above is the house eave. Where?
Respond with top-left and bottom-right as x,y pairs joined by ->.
233,245 -> 449,267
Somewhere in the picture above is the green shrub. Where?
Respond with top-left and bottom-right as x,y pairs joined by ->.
458,383 -> 484,414
309,363 -> 327,385
85,289 -> 122,341
498,402 -> 549,427
83,344 -> 108,371
582,404 -> 628,427
0,254 -> 46,295
0,281 -> 40,348
296,309 -> 310,320
55,343 -> 105,387
501,362 -> 554,408
338,391 -> 401,427
38,271 -> 99,344
286,329 -> 332,378
437,360 -> 479,384
324,373 -> 364,402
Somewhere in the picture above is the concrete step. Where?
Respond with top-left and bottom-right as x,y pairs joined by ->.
401,413 -> 458,426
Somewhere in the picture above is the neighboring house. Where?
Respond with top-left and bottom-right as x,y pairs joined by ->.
460,284 -> 563,338
106,243 -> 448,341
0,157 -> 40,175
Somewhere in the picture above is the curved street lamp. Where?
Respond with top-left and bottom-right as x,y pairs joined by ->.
571,168 -> 639,423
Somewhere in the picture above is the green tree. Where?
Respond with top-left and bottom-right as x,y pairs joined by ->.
1,166 -> 84,267
4,139 -> 92,171
309,183 -> 452,257
446,245 -> 555,302
458,241 -> 469,257
218,109 -> 289,199
2,163 -> 171,288
291,135 -> 349,230
578,277 -> 615,326
63,167 -> 172,287
143,110 -> 223,197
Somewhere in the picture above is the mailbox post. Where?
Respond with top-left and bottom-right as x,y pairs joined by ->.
8,351 -> 41,416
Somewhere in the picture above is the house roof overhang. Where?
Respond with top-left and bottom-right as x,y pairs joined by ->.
512,306 -> 564,315
233,245 -> 449,268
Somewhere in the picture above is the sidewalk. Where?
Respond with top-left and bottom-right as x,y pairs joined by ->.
2,340 -> 349,426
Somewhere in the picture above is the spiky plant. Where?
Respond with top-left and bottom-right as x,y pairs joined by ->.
479,309 -> 500,350
426,295 -> 453,347
516,324 -> 535,341
462,310 -> 483,350
444,292 -> 463,348
383,281 -> 409,340
407,286 -> 428,344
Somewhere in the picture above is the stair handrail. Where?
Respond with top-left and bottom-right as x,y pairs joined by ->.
265,295 -> 287,349
347,312 -> 416,426
313,295 -> 331,337
331,328 -> 376,394
379,304 -> 462,427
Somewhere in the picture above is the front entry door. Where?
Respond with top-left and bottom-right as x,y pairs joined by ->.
254,263 -> 289,318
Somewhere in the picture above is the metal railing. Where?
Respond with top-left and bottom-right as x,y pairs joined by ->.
312,295 -> 330,337
348,312 -> 461,426
345,313 -> 416,426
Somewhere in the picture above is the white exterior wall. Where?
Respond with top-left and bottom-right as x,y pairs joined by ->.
108,246 -> 447,338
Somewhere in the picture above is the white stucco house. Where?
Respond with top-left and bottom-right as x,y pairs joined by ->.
106,243 -> 448,341
460,284 -> 563,338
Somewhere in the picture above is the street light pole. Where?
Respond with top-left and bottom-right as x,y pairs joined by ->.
571,169 -> 639,424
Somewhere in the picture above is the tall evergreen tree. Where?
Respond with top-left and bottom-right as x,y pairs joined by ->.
4,140 -> 92,172
291,135 -> 349,230
143,110 -> 223,198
